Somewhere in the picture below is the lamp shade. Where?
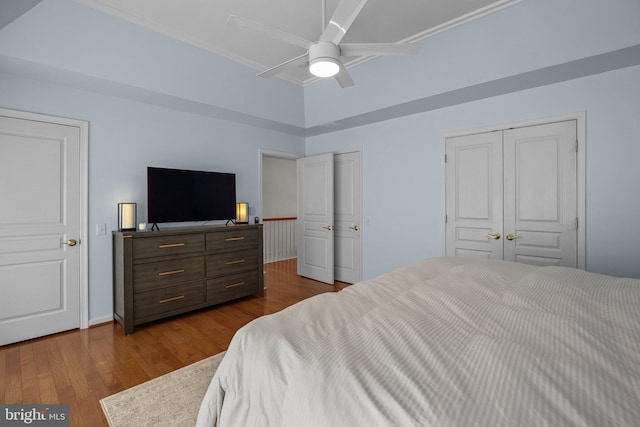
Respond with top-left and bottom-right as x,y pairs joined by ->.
118,203 -> 137,231
236,202 -> 248,224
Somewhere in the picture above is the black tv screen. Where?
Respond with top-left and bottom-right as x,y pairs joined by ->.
147,167 -> 236,224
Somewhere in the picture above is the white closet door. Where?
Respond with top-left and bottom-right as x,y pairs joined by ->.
297,153 -> 334,284
445,131 -> 504,259
503,121 -> 577,267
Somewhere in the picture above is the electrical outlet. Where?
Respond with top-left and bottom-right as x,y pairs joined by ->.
96,223 -> 107,236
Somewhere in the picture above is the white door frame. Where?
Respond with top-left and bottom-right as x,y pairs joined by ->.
441,112 -> 586,270
259,149 -> 303,224
1,108 -> 89,329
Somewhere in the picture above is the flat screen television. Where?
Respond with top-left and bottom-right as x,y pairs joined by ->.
147,167 -> 236,224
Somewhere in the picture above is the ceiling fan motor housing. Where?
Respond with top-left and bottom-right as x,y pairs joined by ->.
309,42 -> 341,77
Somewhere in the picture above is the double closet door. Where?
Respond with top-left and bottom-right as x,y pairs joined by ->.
445,120 -> 578,267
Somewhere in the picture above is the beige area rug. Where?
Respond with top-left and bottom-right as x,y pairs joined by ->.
100,351 -> 225,427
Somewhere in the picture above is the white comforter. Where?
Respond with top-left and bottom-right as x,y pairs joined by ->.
196,257 -> 640,426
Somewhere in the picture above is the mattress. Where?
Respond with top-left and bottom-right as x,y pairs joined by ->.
196,257 -> 640,426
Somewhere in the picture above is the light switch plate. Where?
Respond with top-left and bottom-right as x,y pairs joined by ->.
96,223 -> 107,236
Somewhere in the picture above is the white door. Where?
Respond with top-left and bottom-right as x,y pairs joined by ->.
445,120 -> 578,267
503,121 -> 577,267
0,111 -> 85,346
334,151 -> 362,283
445,131 -> 504,259
297,153 -> 334,284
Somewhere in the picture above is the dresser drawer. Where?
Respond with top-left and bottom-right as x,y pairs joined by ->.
206,249 -> 258,276
206,228 -> 257,251
207,271 -> 258,303
134,281 -> 205,320
133,256 -> 204,292
133,233 -> 204,259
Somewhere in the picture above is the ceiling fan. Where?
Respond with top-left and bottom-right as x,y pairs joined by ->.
227,0 -> 422,88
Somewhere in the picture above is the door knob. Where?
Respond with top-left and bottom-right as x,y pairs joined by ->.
506,234 -> 520,241
322,225 -> 333,231
349,225 -> 359,231
487,233 -> 501,240
62,239 -> 78,247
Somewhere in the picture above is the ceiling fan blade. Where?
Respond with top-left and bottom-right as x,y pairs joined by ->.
227,15 -> 313,50
319,0 -> 369,45
334,64 -> 355,88
340,42 -> 421,57
257,53 -> 309,78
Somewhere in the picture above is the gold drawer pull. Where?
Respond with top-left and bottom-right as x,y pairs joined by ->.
159,295 -> 185,304
159,243 -> 186,249
224,237 -> 245,242
225,282 -> 245,289
225,259 -> 245,265
159,269 -> 185,276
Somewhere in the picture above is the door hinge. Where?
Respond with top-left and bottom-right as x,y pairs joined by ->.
444,154 -> 448,163
575,140 -> 579,152
575,217 -> 579,229
445,214 -> 448,223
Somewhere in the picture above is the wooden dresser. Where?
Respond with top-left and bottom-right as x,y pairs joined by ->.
112,224 -> 263,334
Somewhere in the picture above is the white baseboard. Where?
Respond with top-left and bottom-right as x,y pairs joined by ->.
88,315 -> 113,328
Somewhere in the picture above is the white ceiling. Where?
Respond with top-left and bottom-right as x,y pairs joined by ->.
74,0 -> 519,86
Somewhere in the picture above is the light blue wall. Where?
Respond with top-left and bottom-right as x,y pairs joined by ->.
304,0 -> 640,280
307,65 -> 640,280
304,0 -> 640,126
0,0 -> 305,127
0,0 -> 306,323
0,71 -> 304,322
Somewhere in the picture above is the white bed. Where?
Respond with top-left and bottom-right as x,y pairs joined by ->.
196,257 -> 640,426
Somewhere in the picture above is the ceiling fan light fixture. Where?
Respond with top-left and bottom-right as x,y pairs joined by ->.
310,57 -> 340,77
308,42 -> 341,78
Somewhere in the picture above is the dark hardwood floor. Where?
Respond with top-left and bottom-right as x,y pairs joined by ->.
0,259 -> 349,426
